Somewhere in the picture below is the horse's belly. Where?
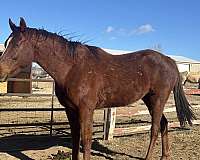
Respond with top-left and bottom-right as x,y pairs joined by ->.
97,88 -> 147,108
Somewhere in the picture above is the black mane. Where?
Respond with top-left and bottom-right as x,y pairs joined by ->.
26,28 -> 99,58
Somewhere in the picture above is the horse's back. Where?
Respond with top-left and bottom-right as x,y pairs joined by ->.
107,49 -> 179,84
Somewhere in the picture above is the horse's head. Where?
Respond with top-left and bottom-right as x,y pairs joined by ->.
0,18 -> 34,81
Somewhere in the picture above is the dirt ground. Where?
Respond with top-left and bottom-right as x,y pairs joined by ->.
0,82 -> 199,160
0,125 -> 199,160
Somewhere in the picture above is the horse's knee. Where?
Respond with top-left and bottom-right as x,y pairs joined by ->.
151,125 -> 159,138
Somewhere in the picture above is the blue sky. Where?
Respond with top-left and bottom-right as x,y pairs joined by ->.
0,0 -> 200,60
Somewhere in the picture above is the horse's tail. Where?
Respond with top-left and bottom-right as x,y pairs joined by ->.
173,75 -> 196,127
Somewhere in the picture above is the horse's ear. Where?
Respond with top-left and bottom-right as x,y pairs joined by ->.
19,17 -> 27,32
9,18 -> 17,32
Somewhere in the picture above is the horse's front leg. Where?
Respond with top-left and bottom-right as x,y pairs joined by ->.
66,108 -> 81,160
79,107 -> 94,160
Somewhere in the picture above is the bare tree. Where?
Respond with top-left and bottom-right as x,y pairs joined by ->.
152,44 -> 162,52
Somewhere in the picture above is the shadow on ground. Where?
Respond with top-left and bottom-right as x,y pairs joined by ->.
0,134 -> 144,160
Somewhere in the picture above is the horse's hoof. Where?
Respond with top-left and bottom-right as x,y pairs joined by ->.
160,155 -> 170,160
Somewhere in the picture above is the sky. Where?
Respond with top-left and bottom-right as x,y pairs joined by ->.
0,0 -> 200,60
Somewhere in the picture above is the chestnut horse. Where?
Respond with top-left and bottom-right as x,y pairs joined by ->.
0,18 -> 196,160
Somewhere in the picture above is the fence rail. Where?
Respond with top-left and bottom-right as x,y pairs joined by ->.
0,108 -> 65,112
0,93 -> 53,97
7,78 -> 54,82
0,122 -> 69,128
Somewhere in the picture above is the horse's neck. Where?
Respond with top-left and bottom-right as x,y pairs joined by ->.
34,39 -> 74,85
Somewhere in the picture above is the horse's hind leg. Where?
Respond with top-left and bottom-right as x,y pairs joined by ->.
198,80 -> 200,89
142,94 -> 168,160
160,114 -> 170,160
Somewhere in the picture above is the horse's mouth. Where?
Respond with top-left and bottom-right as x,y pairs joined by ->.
0,74 -> 8,82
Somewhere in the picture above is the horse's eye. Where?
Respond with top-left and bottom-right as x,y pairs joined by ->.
12,57 -> 17,61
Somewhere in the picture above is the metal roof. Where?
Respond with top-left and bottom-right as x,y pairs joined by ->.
103,48 -> 200,64
167,55 -> 200,64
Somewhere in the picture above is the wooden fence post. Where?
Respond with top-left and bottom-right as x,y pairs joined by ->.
103,107 -> 116,140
